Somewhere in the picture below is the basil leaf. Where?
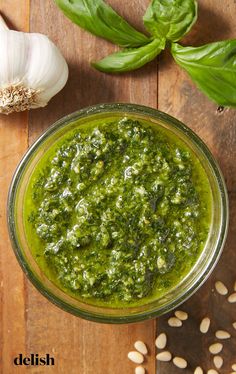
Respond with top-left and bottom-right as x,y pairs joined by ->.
92,38 -> 165,73
171,41 -> 236,107
55,0 -> 150,47
143,0 -> 197,42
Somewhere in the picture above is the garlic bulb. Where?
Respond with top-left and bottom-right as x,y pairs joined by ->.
0,15 -> 68,114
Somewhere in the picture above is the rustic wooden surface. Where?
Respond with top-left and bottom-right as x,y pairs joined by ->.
0,0 -> 235,373
157,1 -> 236,373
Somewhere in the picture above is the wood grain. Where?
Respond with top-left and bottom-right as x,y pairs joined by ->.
0,1 -> 29,373
1,0 -> 236,373
27,1 -> 157,374
158,0 -> 236,192
157,1 -> 236,373
157,193 -> 236,374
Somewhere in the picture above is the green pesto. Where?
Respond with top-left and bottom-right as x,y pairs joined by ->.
24,117 -> 212,307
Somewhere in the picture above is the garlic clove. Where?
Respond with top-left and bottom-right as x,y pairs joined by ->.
0,15 -> 68,114
25,33 -> 69,105
1,31 -> 35,87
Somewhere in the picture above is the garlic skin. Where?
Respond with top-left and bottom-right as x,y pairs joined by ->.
0,16 -> 68,114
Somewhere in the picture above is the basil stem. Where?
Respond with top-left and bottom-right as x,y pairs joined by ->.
55,0 -> 150,48
143,0 -> 197,42
92,38 -> 165,73
171,41 -> 236,107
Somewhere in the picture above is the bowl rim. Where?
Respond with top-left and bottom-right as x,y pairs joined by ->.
7,103 -> 229,323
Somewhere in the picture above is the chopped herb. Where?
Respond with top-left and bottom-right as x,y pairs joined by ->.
24,117 -> 212,306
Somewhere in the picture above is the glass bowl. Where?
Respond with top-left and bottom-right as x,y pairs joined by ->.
7,103 -> 228,323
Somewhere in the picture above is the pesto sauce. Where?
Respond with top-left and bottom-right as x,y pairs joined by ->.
24,117 -> 212,307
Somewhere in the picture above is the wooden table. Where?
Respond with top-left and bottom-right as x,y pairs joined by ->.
0,1 -> 235,373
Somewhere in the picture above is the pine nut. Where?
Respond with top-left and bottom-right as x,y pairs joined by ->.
233,322 -> 236,330
194,367 -> 203,374
232,364 -> 236,371
155,333 -> 167,349
175,310 -> 188,321
213,355 -> 223,369
200,317 -> 211,333
228,292 -> 236,303
215,281 -> 228,295
168,317 -> 182,327
128,351 -> 144,364
173,356 -> 187,369
207,370 -> 218,374
135,366 -> 145,374
134,341 -> 148,355
209,343 -> 223,355
215,330 -> 231,339
156,351 -> 172,362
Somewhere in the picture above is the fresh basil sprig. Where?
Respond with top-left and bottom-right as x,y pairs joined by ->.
54,0 -> 150,47
171,41 -> 236,107
143,0 -> 197,42
92,38 -> 166,73
55,0 -> 236,107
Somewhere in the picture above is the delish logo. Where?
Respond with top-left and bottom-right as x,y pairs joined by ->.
14,353 -> 55,366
